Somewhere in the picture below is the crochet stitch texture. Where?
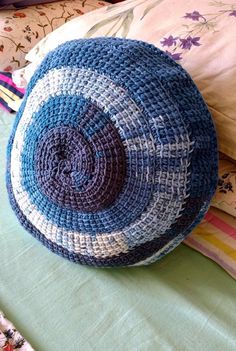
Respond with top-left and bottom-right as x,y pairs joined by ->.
6,38 -> 218,267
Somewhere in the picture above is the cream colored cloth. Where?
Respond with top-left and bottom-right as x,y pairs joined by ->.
14,0 -> 236,159
212,157 -> 236,218
0,311 -> 34,351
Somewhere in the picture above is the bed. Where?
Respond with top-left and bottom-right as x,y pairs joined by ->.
0,111 -> 235,350
1,0 -> 236,350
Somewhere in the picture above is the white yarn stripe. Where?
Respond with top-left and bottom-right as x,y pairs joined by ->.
123,137 -> 191,156
11,67 -> 191,258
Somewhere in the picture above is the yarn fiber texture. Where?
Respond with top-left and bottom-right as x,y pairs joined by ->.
6,38 -> 218,267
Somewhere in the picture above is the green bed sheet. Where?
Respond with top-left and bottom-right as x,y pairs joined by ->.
1,111 -> 236,351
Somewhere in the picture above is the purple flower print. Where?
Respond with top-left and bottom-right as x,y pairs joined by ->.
229,10 -> 236,17
180,36 -> 201,50
184,11 -> 202,21
165,51 -> 182,61
161,35 -> 178,47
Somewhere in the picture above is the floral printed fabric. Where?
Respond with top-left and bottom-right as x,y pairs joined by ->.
212,156 -> 236,218
0,0 -> 108,72
0,311 -> 34,351
159,5 -> 236,62
21,0 -> 236,160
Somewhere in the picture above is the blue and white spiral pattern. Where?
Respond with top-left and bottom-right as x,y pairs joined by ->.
6,38 -> 218,267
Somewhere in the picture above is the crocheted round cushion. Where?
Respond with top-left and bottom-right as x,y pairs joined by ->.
6,38 -> 218,267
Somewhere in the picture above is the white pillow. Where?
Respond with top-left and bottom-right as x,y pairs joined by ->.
13,0 -> 236,160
